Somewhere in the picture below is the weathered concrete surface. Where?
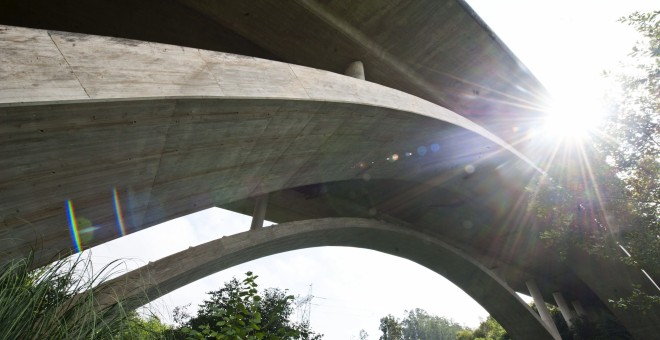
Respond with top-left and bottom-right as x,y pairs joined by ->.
0,25 -> 523,151
99,217 -> 556,340
0,0 -> 551,144
0,25 -> 534,267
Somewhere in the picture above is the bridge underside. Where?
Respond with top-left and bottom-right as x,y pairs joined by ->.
1,3 -> 659,337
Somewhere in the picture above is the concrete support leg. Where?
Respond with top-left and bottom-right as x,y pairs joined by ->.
526,280 -> 561,339
552,292 -> 576,327
571,300 -> 588,318
249,194 -> 268,230
345,61 -> 365,80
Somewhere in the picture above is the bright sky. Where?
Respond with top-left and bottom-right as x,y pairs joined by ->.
85,1 -> 658,339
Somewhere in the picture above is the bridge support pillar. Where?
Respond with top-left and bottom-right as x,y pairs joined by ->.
249,194 -> 269,230
345,61 -> 365,80
553,292 -> 576,327
526,280 -> 561,339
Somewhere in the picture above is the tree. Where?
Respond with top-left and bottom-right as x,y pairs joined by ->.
453,310 -> 629,340
115,312 -> 172,339
470,316 -> 508,340
378,315 -> 403,340
174,272 -> 322,340
400,308 -> 466,340
455,329 -> 474,340
378,309 -> 468,340
533,10 -> 660,313
450,315 -> 511,340
600,11 -> 660,306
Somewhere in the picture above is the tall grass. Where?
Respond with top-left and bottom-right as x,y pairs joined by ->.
0,252 -> 138,339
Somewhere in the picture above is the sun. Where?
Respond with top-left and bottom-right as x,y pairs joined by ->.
542,96 -> 605,142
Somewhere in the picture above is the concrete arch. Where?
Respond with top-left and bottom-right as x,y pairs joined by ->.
1,25 -> 539,268
99,217 -> 555,339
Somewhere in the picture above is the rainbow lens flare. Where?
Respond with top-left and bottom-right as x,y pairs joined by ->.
112,187 -> 127,236
66,200 -> 83,252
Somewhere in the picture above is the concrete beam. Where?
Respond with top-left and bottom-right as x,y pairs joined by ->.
0,0 -> 552,144
249,194 -> 268,230
0,25 -> 525,154
526,280 -> 561,339
344,61 -> 365,80
97,217 -> 556,340
552,292 -> 575,327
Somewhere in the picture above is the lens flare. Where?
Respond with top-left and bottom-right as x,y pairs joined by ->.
112,187 -> 127,236
66,200 -> 82,252
543,97 -> 605,141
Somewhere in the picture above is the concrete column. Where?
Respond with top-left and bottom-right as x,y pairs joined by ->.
345,61 -> 365,80
571,300 -> 588,318
526,280 -> 561,340
552,292 -> 576,327
249,194 -> 268,230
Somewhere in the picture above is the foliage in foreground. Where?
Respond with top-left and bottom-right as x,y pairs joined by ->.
0,253 -> 135,340
171,272 -> 322,340
0,257 -> 322,340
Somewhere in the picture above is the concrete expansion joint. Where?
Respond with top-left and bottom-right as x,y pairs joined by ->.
47,31 -> 91,99
196,49 -> 225,94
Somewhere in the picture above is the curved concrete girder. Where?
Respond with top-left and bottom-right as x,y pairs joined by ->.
0,0 -> 552,141
0,25 -> 540,268
99,217 -> 556,340
0,25 -> 532,163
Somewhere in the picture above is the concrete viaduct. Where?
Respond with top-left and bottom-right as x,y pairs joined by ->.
1,1 -> 658,338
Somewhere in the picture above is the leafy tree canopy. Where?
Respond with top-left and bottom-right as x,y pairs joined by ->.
172,272 -> 322,340
454,316 -> 508,340
377,309 -> 468,340
532,10 -> 660,312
